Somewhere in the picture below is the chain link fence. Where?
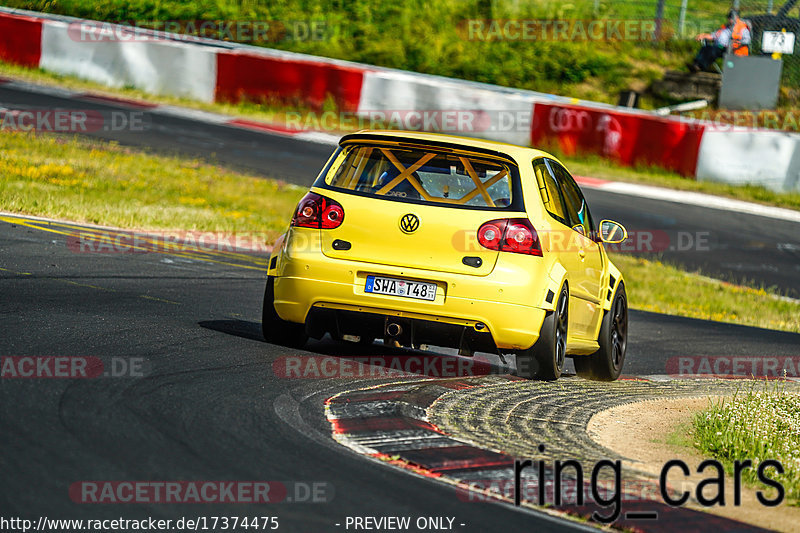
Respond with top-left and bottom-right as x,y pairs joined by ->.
506,0 -> 799,102
587,1 -> 727,38
589,1 -> 800,99
739,1 -> 800,88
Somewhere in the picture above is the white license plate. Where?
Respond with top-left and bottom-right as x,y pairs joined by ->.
365,275 -> 437,301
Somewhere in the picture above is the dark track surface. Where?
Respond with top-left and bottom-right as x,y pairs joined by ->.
0,83 -> 335,183
2,216 -> 799,531
585,190 -> 800,298
0,218 -> 579,532
0,81 -> 798,296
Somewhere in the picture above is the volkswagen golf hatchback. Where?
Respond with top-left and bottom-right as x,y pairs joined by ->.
263,131 -> 629,380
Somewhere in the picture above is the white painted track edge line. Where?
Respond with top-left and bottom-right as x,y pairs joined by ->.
3,77 -> 798,222
581,181 -> 800,224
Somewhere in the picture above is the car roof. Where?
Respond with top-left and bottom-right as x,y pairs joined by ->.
339,130 -> 556,163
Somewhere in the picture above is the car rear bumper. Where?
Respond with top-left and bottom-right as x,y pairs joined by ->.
271,247 -> 549,350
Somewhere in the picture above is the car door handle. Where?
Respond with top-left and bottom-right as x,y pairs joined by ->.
578,249 -> 586,260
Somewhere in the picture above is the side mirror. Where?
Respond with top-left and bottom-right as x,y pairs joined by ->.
599,220 -> 627,244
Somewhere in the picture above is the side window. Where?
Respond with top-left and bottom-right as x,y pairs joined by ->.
533,159 -> 568,225
550,160 -> 595,239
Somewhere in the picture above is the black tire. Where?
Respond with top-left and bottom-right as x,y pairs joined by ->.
515,283 -> 568,380
575,284 -> 627,381
262,276 -> 308,349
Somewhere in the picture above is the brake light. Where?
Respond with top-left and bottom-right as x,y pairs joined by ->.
291,192 -> 345,229
477,218 -> 542,256
477,221 -> 504,249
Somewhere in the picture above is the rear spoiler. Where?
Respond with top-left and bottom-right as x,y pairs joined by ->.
338,132 -> 519,165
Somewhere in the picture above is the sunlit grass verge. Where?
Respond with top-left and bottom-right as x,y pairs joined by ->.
694,382 -> 800,503
2,129 -> 799,333
2,60 -> 800,212
611,254 -> 800,333
0,130 -> 305,234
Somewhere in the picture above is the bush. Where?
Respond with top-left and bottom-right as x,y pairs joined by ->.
2,0 -> 695,103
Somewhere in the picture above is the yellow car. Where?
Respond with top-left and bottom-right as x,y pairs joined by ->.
263,131 -> 629,380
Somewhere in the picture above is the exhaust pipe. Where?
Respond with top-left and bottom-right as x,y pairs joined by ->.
386,323 -> 403,337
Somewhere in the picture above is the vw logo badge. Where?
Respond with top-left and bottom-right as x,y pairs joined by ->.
399,213 -> 420,234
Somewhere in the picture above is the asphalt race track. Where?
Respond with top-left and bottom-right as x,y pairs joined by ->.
1,217 -> 599,532
0,82 -> 334,189
1,81 -> 799,296
2,80 -> 800,532
2,215 -> 799,531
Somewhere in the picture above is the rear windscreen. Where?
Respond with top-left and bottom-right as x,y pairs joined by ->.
322,144 -> 520,210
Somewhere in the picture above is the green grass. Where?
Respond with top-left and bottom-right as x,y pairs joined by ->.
2,128 -> 798,334
0,130 -> 305,234
2,59 -> 800,213
664,420 -> 694,448
0,0 -> 728,106
612,254 -> 800,333
694,382 -> 800,503
5,0 -> 800,105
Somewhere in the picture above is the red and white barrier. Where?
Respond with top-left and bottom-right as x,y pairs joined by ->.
1,10 -> 365,110
0,12 -> 41,67
357,70 -> 540,146
530,103 -> 706,177
215,50 -> 365,111
696,129 -> 800,191
0,8 -> 798,192
40,21 -> 217,102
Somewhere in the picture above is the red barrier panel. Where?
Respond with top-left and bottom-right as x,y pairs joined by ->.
530,103 -> 705,177
0,12 -> 43,67
215,51 -> 364,111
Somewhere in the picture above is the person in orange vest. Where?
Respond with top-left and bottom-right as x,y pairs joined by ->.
688,9 -> 751,73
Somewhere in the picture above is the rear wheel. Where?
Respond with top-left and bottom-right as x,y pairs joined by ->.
515,283 -> 568,380
575,284 -> 627,381
262,276 -> 308,349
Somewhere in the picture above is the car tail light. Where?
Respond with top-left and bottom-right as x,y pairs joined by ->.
477,218 -> 542,256
477,221 -> 504,249
291,192 -> 345,229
